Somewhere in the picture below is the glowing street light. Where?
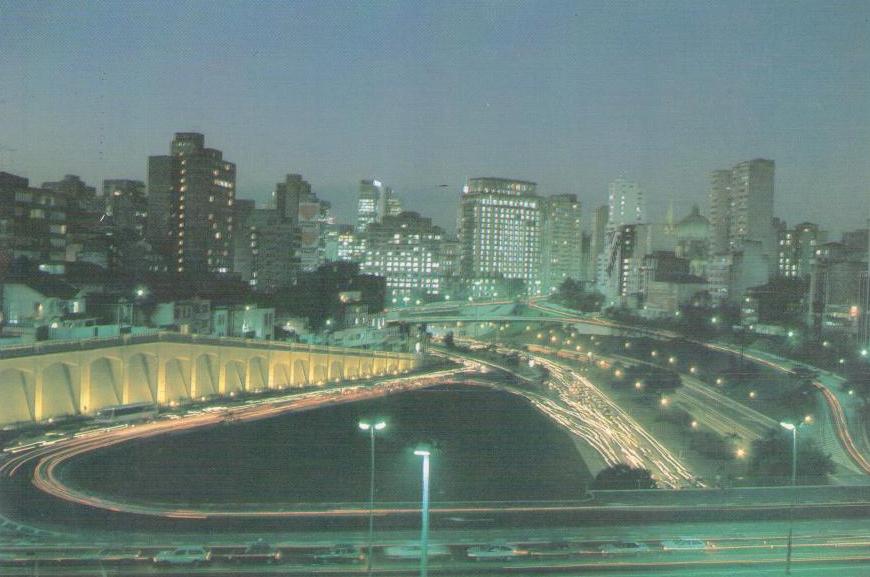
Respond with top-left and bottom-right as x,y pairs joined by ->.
414,446 -> 432,577
780,421 -> 798,574
359,420 -> 386,577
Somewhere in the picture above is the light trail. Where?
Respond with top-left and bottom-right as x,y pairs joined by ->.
450,342 -> 697,488
526,301 -> 870,476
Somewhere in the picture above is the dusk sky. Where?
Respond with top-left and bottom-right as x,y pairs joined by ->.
1,0 -> 868,234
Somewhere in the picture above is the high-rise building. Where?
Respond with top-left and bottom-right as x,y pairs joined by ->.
607,178 -> 645,229
273,173 -> 311,226
234,206 -> 299,292
356,179 -> 401,232
777,222 -> 826,279
361,211 -> 446,300
459,177 -> 542,295
103,179 -> 147,237
541,194 -> 583,292
0,172 -> 68,270
147,133 -> 236,274
589,204 -> 609,285
709,159 -> 775,257
807,241 -> 866,337
598,179 -> 645,296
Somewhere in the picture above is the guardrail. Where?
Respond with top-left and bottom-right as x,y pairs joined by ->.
0,332 -> 412,360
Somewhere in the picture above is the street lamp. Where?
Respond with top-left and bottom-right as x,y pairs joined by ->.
414,446 -> 431,577
780,421 -> 799,575
359,421 -> 386,577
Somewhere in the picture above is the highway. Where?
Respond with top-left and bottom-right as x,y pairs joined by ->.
1,519 -> 870,576
520,300 -> 870,477
443,342 -> 697,488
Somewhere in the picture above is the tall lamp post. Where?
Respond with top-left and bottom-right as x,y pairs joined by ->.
780,421 -> 798,575
414,447 -> 431,577
359,420 -> 386,577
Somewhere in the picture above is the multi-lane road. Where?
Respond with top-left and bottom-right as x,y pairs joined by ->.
524,300 -> 870,477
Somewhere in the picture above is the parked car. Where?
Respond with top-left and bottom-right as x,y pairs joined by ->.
383,543 -> 451,560
311,545 -> 364,563
598,541 -> 650,555
152,547 -> 210,566
466,544 -> 526,561
661,538 -> 709,551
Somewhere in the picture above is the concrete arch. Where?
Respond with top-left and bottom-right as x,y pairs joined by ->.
329,360 -> 344,381
194,353 -> 219,398
273,363 -> 291,389
88,357 -> 122,411
345,363 -> 358,380
163,358 -> 191,402
39,362 -> 78,421
126,353 -> 157,404
224,360 -> 246,394
293,359 -> 308,385
0,368 -> 34,424
312,363 -> 327,384
372,358 -> 386,375
248,356 -> 268,391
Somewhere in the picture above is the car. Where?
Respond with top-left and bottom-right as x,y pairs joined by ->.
222,540 -> 282,564
80,548 -> 145,564
311,545 -> 364,563
661,538 -> 709,551
526,540 -> 589,558
466,544 -> 525,561
383,542 -> 451,560
152,547 -> 211,566
598,541 -> 650,555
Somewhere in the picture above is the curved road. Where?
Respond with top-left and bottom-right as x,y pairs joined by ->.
526,301 -> 870,476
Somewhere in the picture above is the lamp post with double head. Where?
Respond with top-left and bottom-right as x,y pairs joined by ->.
359,420 -> 386,577
780,421 -> 799,575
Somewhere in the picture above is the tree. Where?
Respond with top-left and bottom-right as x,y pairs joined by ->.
747,428 -> 835,485
591,464 -> 657,490
554,279 -> 604,313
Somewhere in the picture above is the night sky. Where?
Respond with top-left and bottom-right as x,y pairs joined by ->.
1,1 -> 868,233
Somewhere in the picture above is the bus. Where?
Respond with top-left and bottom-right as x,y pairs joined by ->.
94,402 -> 158,424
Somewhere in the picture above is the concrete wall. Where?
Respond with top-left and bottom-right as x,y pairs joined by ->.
0,336 -> 417,427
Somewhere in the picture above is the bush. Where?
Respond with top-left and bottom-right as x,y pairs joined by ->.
747,428 -> 835,485
591,464 -> 657,490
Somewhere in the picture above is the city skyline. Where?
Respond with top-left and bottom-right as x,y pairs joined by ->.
1,1 -> 869,234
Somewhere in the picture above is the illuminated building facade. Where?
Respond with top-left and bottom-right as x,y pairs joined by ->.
361,211 -> 445,299
356,179 -> 401,233
778,222 -> 826,279
147,133 -> 236,274
541,194 -> 583,292
459,177 -> 542,295
709,159 -> 775,257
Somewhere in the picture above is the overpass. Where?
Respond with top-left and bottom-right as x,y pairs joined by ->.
0,333 -> 417,427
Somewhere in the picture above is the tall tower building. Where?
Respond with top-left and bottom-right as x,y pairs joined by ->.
147,132 -> 236,274
709,159 -> 775,256
589,204 -> 609,284
541,194 -> 583,292
607,178 -> 645,230
273,173 -> 311,226
459,177 -> 542,295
